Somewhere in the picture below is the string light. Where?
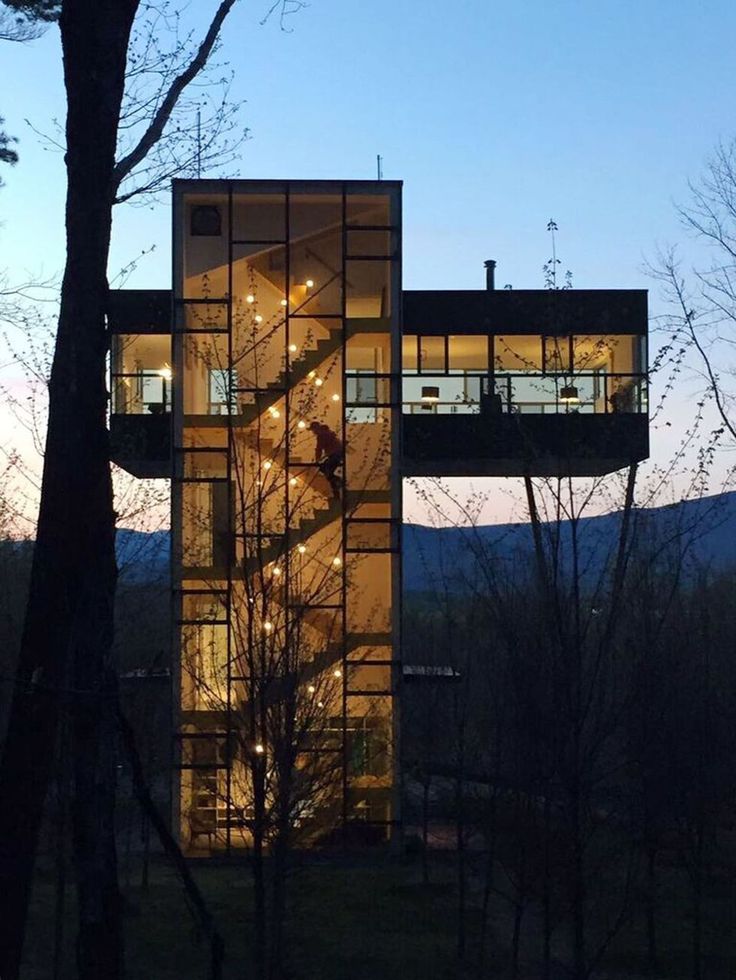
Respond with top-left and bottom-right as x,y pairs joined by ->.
331,393 -> 340,402
246,294 -> 255,304
317,700 -> 324,708
308,370 -> 316,380
333,668 -> 342,678
297,544 -> 307,554
280,298 -> 288,307
297,420 -> 307,430
254,314 -> 263,324
288,343 -> 298,353
289,477 -> 298,487
269,407 -> 280,419
332,556 -> 342,567
307,684 -> 316,694
263,621 -> 273,633
314,377 -> 324,387
272,566 -> 282,578
305,278 -> 314,289
255,743 -> 265,754
263,460 -> 273,470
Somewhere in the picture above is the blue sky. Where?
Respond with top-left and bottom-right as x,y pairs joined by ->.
1,0 -> 735,523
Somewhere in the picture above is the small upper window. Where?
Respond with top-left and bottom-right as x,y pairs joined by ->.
190,205 -> 222,237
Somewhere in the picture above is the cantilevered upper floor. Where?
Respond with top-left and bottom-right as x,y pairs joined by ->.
400,286 -> 648,477
109,283 -> 648,479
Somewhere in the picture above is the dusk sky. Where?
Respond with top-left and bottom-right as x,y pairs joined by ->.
2,0 -> 735,526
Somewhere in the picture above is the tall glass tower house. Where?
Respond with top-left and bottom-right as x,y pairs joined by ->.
109,177 -> 649,854
171,181 -> 402,850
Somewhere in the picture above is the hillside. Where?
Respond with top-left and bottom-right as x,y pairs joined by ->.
114,490 -> 736,591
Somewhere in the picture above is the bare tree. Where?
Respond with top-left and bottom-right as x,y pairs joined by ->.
0,3 -> 301,977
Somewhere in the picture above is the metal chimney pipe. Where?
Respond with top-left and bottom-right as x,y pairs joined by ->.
484,259 -> 496,290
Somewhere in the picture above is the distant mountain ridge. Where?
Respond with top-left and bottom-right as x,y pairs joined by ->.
114,491 -> 736,591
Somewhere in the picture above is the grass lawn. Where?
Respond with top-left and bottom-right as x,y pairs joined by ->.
20,848 -> 736,979
23,853 -> 478,980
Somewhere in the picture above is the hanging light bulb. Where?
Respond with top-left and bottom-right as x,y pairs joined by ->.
246,294 -> 255,304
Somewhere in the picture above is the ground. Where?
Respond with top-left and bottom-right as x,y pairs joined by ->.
21,849 -> 736,979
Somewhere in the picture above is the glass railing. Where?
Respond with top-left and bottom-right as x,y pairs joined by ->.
401,373 -> 647,416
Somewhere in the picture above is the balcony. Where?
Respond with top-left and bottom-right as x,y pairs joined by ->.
108,290 -> 172,478
400,289 -> 648,477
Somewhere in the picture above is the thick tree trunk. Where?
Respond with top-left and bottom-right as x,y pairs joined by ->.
0,5 -> 138,978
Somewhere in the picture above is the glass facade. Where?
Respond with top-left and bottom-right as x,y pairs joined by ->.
171,182 -> 401,852
402,332 -> 647,416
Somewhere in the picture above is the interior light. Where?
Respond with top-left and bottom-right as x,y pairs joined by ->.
297,420 -> 307,430
332,556 -> 342,567
263,460 -> 273,470
297,544 -> 307,554
280,299 -> 288,307
289,343 -> 298,353
314,377 -> 324,387
317,701 -> 324,708
421,386 -> 440,402
272,566 -> 282,577
246,294 -> 255,304
305,278 -> 314,289
269,408 -> 280,419
308,684 -> 316,694
263,621 -> 273,633
157,364 -> 173,381
560,384 -> 580,403
333,668 -> 342,678
255,743 -> 265,754
289,477 -> 298,487
254,314 -> 263,324
331,393 -> 340,402
308,370 -> 316,380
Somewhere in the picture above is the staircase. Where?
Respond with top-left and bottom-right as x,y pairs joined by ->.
240,331 -> 342,424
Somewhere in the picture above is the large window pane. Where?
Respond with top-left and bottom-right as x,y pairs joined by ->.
494,335 -> 542,372
346,260 -> 390,318
418,336 -> 445,372
448,335 -> 488,371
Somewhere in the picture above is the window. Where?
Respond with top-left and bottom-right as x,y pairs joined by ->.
208,368 -> 237,415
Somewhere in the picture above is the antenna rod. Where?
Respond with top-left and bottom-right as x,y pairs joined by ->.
376,154 -> 383,180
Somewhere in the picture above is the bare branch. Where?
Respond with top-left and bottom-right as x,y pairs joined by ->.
112,0 -> 237,194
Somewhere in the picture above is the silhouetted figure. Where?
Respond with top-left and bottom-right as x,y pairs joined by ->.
309,421 -> 343,499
